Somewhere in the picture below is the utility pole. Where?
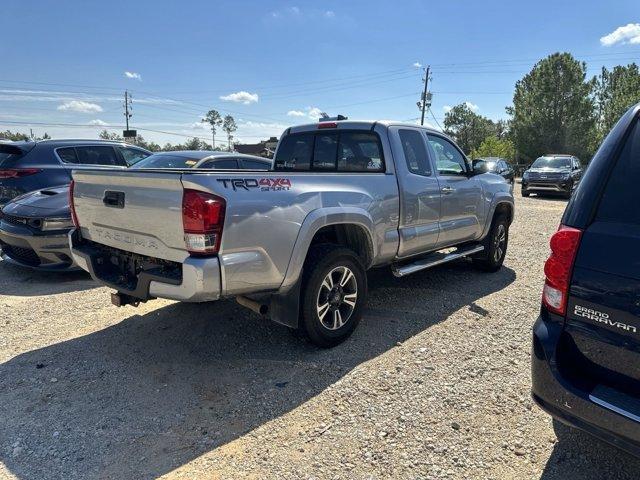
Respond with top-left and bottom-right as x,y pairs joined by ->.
123,90 -> 135,142
124,90 -> 132,131
420,65 -> 431,126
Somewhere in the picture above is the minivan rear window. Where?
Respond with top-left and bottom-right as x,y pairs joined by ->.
275,131 -> 384,172
596,119 -> 640,225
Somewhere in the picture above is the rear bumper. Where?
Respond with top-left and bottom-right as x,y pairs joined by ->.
0,221 -> 76,270
69,230 -> 221,302
531,315 -> 640,457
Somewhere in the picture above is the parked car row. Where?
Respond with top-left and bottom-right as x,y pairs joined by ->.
2,104 -> 639,460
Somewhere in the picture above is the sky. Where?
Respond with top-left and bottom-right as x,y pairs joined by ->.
1,0 -> 639,147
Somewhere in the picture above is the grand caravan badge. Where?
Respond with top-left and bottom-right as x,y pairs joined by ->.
574,304 -> 637,333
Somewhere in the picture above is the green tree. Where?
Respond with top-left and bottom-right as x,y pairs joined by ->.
202,109 -> 222,148
443,103 -> 497,154
470,136 -> 516,160
508,52 -> 597,162
98,130 -> 123,141
0,130 -> 30,141
222,115 -> 237,152
595,63 -> 640,140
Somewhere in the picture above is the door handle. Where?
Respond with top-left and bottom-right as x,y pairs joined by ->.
441,186 -> 455,194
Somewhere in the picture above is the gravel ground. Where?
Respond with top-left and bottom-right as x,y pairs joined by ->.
1,184 -> 640,480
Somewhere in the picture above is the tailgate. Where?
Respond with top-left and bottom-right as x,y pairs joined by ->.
560,221 -> 640,396
73,170 -> 188,262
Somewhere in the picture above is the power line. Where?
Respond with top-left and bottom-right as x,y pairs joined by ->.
428,108 -> 443,130
0,120 -> 234,145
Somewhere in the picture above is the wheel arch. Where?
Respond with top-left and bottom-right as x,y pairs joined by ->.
278,208 -> 376,294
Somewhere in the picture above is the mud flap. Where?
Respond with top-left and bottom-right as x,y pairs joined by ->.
269,278 -> 302,329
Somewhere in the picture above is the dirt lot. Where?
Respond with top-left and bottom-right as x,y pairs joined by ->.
1,185 -> 640,480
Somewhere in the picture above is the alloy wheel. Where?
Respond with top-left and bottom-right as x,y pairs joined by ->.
316,266 -> 358,330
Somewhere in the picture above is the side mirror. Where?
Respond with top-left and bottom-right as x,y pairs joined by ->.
472,159 -> 489,175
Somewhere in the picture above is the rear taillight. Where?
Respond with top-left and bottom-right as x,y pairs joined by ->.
0,168 -> 41,179
542,225 -> 583,315
182,189 -> 226,256
69,180 -> 79,228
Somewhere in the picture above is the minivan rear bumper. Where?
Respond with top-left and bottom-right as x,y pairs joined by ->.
69,230 -> 221,302
532,315 -> 640,457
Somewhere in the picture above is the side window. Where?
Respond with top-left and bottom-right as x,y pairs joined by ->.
337,132 -> 384,172
426,135 -> 467,175
202,159 -> 238,169
57,147 -> 78,164
399,129 -> 431,176
119,147 -> 149,166
274,133 -> 313,171
242,159 -> 271,170
313,133 -> 338,170
596,119 -> 640,225
76,146 -> 121,166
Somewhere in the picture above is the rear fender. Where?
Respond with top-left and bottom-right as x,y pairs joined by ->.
279,207 -> 376,294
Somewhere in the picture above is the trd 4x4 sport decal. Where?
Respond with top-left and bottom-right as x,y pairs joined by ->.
217,178 -> 292,192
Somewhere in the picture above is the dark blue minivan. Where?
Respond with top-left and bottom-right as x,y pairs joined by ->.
0,139 -> 150,207
532,102 -> 640,456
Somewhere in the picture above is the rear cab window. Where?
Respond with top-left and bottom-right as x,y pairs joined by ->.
275,130 -> 384,172
399,129 -> 431,176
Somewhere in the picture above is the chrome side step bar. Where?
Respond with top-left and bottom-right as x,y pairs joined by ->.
391,245 -> 484,278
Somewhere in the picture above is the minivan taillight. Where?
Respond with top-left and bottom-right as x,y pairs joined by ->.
542,225 -> 583,315
182,189 -> 226,256
0,168 -> 41,179
69,180 -> 79,228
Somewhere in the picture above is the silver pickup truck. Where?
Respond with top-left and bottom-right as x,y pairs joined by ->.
69,120 -> 514,347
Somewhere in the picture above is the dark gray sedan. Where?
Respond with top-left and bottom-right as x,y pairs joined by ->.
0,151 -> 273,270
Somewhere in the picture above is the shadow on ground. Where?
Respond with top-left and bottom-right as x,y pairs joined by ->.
540,420 -> 640,479
1,261 -> 517,479
0,259 -> 95,296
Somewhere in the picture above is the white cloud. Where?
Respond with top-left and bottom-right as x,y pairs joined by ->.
219,91 -> 259,105
191,121 -> 210,130
287,110 -> 306,117
57,100 -> 103,113
124,71 -> 142,81
307,107 -> 324,119
600,23 -> 640,46
413,62 -> 423,68
268,6 -> 336,21
465,101 -> 479,112
89,119 -> 108,126
443,105 -> 452,113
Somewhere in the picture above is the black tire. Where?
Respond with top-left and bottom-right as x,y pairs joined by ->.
473,214 -> 509,272
521,189 -> 530,197
299,244 -> 367,348
563,182 -> 574,199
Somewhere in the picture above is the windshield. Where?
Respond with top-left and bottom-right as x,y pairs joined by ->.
130,153 -> 201,169
531,156 -> 571,169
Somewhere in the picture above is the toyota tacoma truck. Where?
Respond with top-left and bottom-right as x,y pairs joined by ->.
69,121 -> 514,347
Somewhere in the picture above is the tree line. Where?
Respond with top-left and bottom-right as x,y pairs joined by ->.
1,109 -> 239,153
443,52 -> 640,164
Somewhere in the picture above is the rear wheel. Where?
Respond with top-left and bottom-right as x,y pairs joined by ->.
521,189 -> 530,197
473,214 -> 509,272
299,245 -> 367,348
